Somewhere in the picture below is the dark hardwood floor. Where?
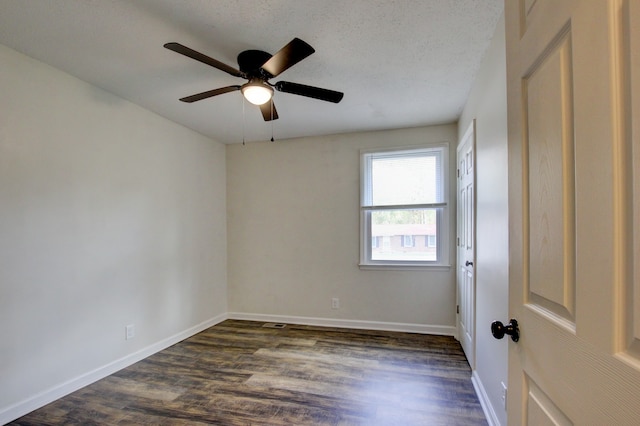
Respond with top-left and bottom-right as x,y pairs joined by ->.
10,320 -> 487,425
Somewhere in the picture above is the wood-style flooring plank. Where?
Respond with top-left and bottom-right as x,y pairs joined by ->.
10,320 -> 487,425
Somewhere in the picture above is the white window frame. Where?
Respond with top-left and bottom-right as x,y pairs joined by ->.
359,144 -> 450,269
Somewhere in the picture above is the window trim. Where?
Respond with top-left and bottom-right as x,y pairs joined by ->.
359,143 -> 450,269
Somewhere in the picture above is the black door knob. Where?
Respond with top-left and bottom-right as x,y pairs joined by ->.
491,319 -> 520,342
465,261 -> 473,267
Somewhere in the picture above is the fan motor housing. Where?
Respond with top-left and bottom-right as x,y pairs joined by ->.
237,50 -> 272,77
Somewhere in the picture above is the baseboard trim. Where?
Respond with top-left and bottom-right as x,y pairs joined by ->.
472,370 -> 501,426
0,313 -> 227,425
227,312 -> 457,336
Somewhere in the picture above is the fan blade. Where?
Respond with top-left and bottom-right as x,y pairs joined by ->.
260,38 -> 315,77
164,42 -> 245,78
259,100 -> 279,121
179,85 -> 241,103
275,81 -> 344,103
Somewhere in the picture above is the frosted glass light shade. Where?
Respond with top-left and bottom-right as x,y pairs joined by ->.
241,82 -> 273,105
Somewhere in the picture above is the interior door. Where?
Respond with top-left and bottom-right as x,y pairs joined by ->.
457,121 -> 475,368
505,0 -> 640,423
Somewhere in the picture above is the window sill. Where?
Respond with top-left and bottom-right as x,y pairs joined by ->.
358,263 -> 451,272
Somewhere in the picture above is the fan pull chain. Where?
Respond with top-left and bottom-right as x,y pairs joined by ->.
242,96 -> 246,145
270,100 -> 275,142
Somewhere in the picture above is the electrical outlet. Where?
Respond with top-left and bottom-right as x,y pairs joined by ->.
125,324 -> 135,340
501,381 -> 507,410
331,298 -> 340,309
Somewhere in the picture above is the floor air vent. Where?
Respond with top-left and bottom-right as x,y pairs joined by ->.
262,323 -> 287,329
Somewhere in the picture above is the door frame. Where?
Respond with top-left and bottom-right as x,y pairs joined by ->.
456,119 -> 477,368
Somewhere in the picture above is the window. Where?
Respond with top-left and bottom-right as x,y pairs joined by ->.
402,235 -> 415,247
360,144 -> 449,268
371,236 -> 379,248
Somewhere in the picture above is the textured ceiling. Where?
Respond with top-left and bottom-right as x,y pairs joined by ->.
0,0 -> 503,144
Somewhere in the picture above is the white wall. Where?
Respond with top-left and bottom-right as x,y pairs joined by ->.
0,44 -> 227,422
458,12 -> 508,426
227,125 -> 458,333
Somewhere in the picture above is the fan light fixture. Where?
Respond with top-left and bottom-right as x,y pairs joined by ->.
241,80 -> 273,105
164,38 -> 344,122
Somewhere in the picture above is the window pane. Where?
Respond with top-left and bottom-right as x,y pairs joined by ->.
370,209 -> 438,261
371,152 -> 441,206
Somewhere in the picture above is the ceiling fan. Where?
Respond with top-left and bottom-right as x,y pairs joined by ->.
164,38 -> 344,121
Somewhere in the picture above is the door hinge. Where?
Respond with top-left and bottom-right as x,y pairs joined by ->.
457,168 -> 460,178
457,237 -> 460,246
456,305 -> 459,314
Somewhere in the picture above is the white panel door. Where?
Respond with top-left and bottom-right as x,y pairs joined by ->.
505,0 -> 640,423
457,121 -> 475,368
